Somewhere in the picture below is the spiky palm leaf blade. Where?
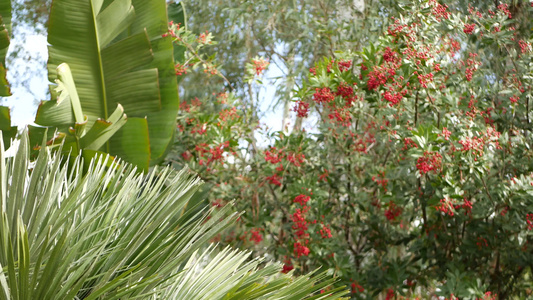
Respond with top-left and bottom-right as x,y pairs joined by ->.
157,246 -> 349,300
0,131 -> 348,299
0,130 -> 238,299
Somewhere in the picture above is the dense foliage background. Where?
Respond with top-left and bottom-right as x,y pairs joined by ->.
167,0 -> 533,299
2,0 -> 533,299
0,0 -> 350,298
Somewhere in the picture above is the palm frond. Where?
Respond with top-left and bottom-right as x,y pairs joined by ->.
158,245 -> 349,300
0,130 -> 348,299
0,130 -> 237,299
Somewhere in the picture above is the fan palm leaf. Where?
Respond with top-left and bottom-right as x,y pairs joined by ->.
0,130 -> 237,299
0,131 -> 348,299
158,246 -> 349,300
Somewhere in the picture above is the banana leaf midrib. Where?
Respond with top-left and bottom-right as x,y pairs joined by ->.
90,0 -> 110,124
89,1 -> 113,153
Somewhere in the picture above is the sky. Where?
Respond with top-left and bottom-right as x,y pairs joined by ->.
4,26 -> 48,126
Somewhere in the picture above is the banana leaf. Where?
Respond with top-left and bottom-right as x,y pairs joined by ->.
42,0 -> 179,171
0,0 -> 9,96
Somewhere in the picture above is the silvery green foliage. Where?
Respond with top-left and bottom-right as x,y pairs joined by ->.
0,131 -> 347,299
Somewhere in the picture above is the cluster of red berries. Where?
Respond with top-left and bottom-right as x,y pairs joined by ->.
416,151 -> 442,175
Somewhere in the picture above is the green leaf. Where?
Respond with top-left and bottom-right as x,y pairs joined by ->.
34,63 -> 128,163
128,0 -> 180,165
0,107 -> 16,149
0,0 -> 11,96
0,0 -> 11,37
168,1 -> 187,64
57,63 -> 84,124
80,104 -> 127,151
108,117 -> 150,170
44,0 -> 179,171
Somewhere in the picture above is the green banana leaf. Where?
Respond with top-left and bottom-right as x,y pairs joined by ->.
0,0 -> 10,36
0,107 -> 15,148
44,0 -> 179,171
128,0 -> 181,165
31,63 -> 127,162
0,0 -> 11,96
0,0 -> 15,149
